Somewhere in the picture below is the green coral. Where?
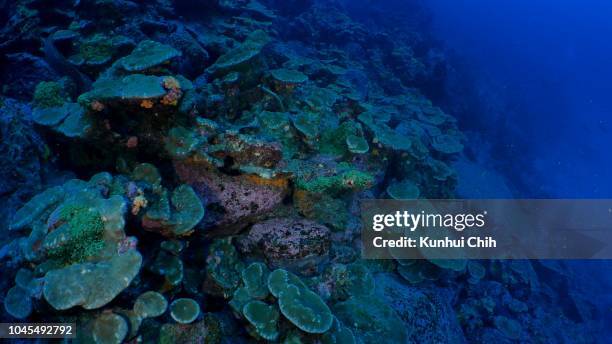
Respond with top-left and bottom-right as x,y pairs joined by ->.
150,250 -> 184,286
33,81 -> 65,108
208,30 -> 270,75
142,184 -> 204,236
43,250 -> 142,310
132,162 -> 162,188
242,262 -> 270,299
268,269 -> 333,334
428,259 -> 467,272
278,284 -> 333,334
386,179 -> 420,200
243,300 -> 280,341
54,105 -> 93,138
292,112 -> 319,140
4,286 -> 32,319
168,184 -> 205,235
427,158 -> 454,181
267,268 -> 307,298
11,174 -> 128,264
76,34 -> 115,66
300,85 -> 340,111
229,287 -> 252,315
333,296 -> 407,343
14,268 -> 34,290
32,104 -> 67,126
358,111 -> 412,151
321,317 -> 356,344
206,239 -> 245,297
170,298 -> 200,324
78,74 -> 169,105
32,102 -> 92,138
134,291 -> 168,319
45,204 -> 106,264
165,126 -> 204,159
257,111 -> 299,159
10,186 -> 64,230
320,120 -> 368,156
92,313 -> 129,344
119,40 -> 181,72
291,162 -> 373,194
345,134 -> 369,154
131,163 -> 204,236
270,68 -> 308,84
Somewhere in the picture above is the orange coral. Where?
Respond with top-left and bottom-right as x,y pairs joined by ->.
131,195 -> 148,215
293,189 -> 317,219
244,174 -> 289,189
162,76 -> 181,90
91,100 -> 105,111
140,99 -> 154,109
161,90 -> 181,106
126,136 -> 138,148
161,76 -> 183,106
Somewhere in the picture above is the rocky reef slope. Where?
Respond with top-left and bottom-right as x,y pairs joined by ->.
0,0 -> 602,343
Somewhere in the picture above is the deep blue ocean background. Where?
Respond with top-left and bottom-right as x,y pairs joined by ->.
424,0 -> 612,337
426,0 -> 612,199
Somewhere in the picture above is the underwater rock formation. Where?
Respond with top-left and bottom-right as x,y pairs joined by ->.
0,0 -> 601,343
238,218 -> 331,275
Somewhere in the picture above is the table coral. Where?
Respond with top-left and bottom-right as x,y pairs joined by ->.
207,30 -> 271,76
43,250 -> 142,310
119,40 -> 182,72
269,269 -> 334,334
134,291 -> 168,319
333,295 -> 408,343
92,312 -> 129,344
243,300 -> 280,341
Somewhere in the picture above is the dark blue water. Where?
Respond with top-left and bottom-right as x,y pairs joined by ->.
427,0 -> 612,199
425,1 -> 612,337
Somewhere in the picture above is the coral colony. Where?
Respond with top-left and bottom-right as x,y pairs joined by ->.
0,1 -> 601,343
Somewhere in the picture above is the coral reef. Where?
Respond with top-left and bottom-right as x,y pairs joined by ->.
0,0 -> 601,343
